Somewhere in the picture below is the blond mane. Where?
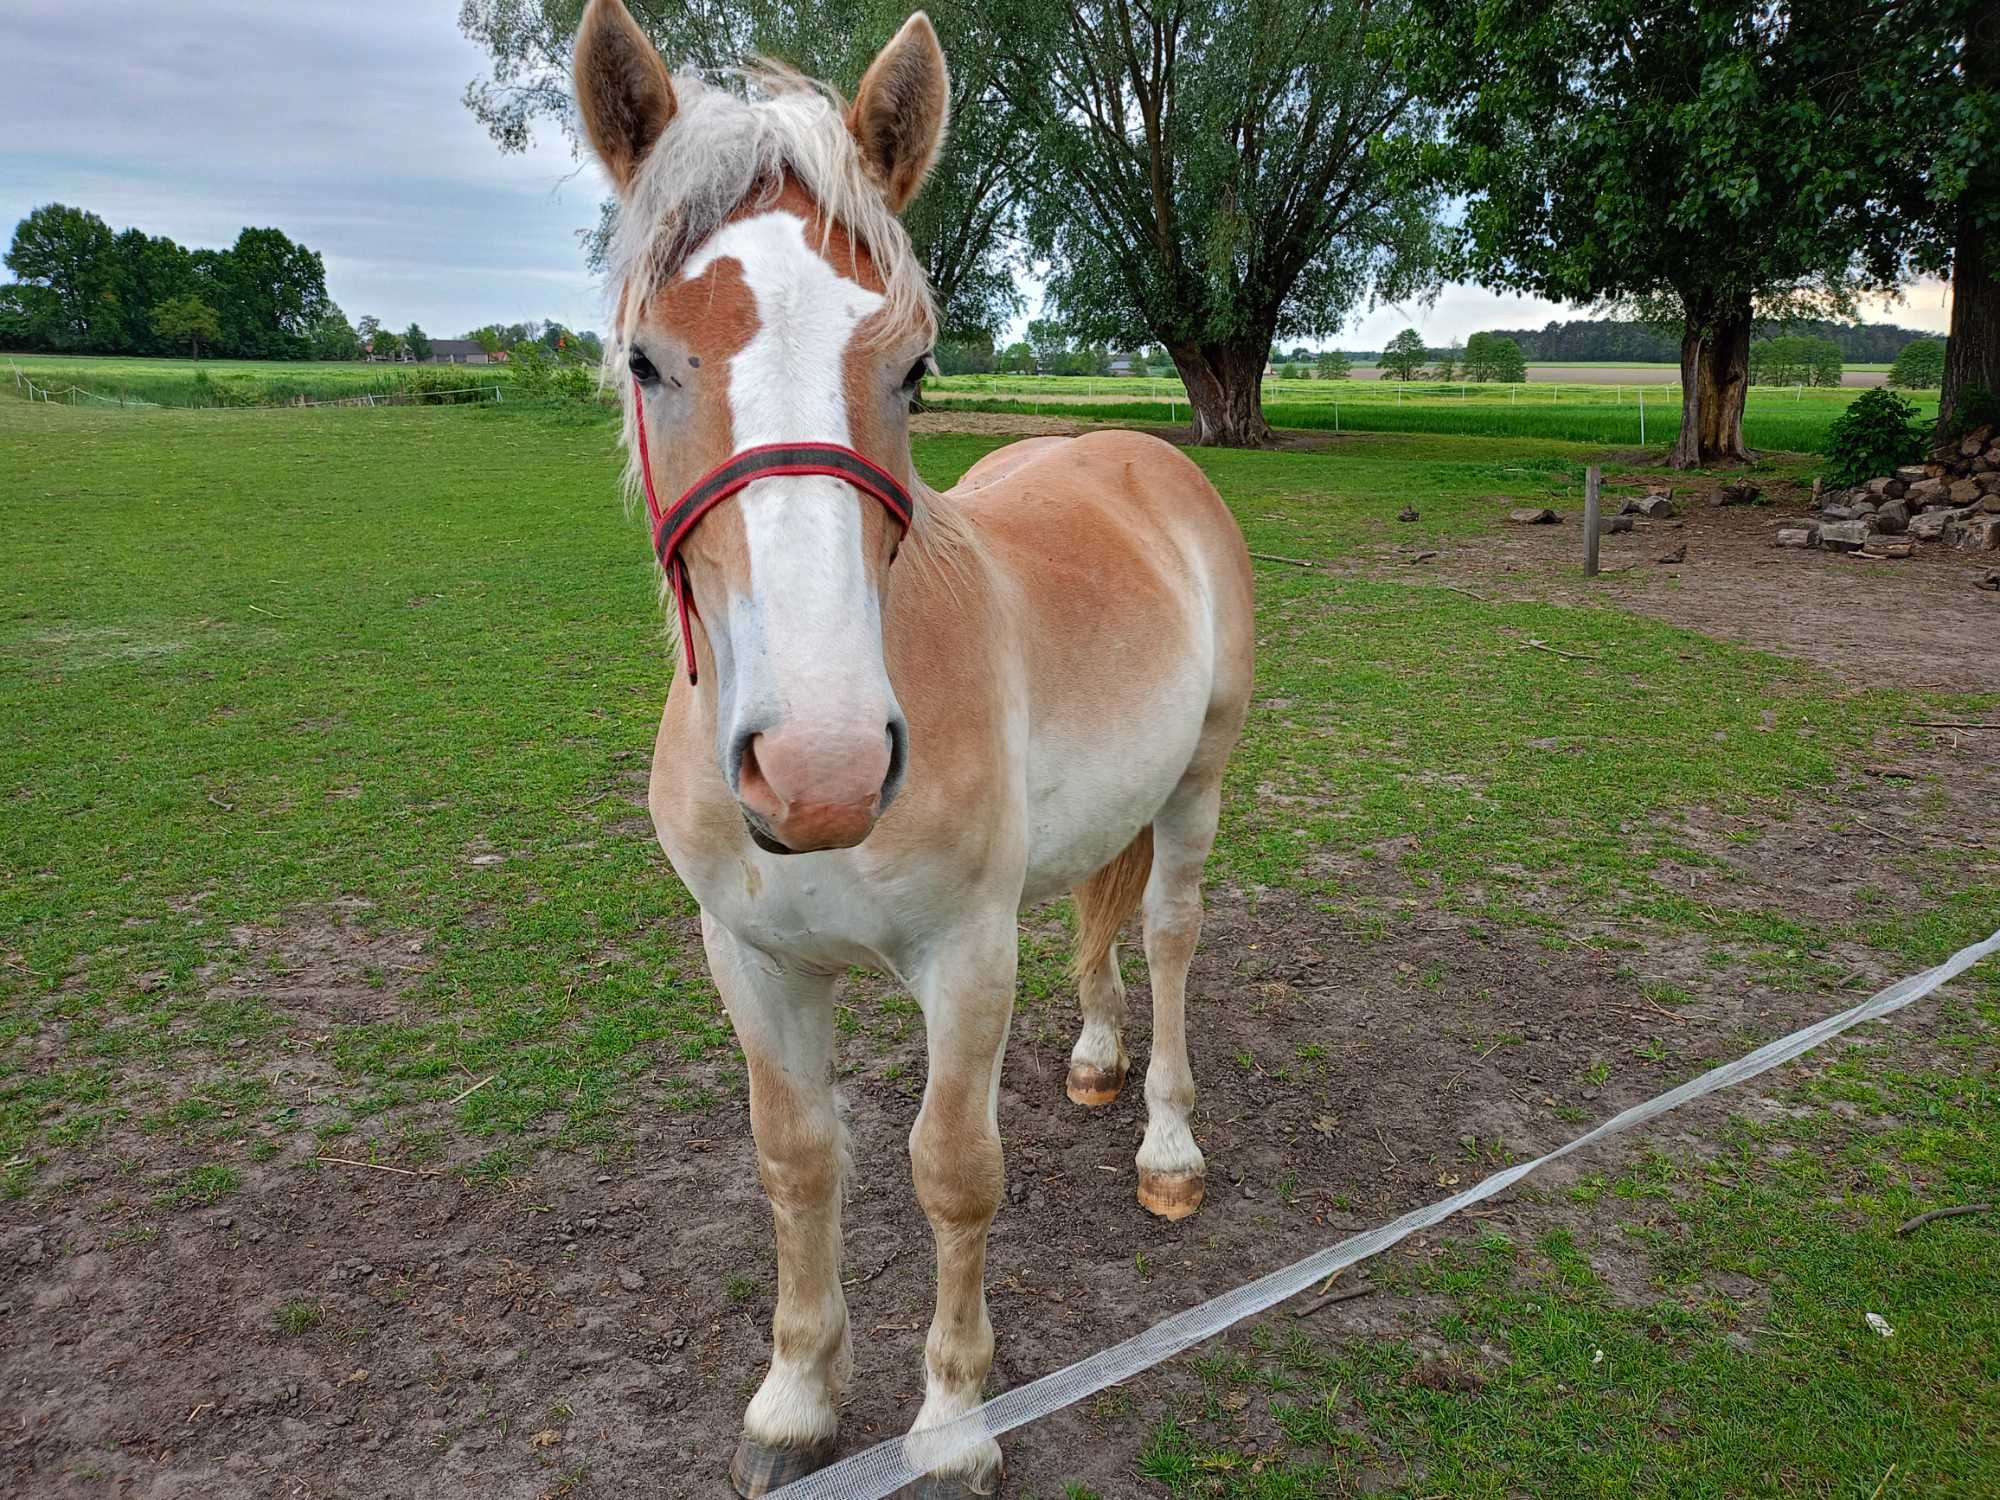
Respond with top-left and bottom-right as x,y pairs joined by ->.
606,63 -> 981,623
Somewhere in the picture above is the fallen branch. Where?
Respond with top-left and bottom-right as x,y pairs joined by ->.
1852,818 -> 1920,850
1292,1283 -> 1379,1319
1894,1203 -> 1992,1237
1442,584 -> 1487,602
1250,551 -> 1316,569
446,1074 -> 495,1106
315,1155 -> 440,1178
1905,721 -> 1999,730
844,1248 -> 906,1288
1522,638 -> 1600,662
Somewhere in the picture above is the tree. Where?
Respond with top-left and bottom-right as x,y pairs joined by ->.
1381,328 -> 1428,381
151,294 -> 220,359
1027,317 -> 1071,375
1316,349 -> 1352,379
1889,338 -> 1946,390
403,324 -> 433,362
998,341 -> 1035,373
1428,345 -> 1462,381
4,203 -> 115,349
468,325 -> 504,356
356,314 -> 382,349
309,304 -> 360,360
1489,335 -> 1526,383
215,227 -> 329,357
1406,1 -> 1924,467
998,1 -> 1442,444
461,0 -> 1033,339
1461,331 -> 1497,381
370,327 -> 403,361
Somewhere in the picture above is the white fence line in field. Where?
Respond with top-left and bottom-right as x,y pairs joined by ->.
773,923 -> 2000,1499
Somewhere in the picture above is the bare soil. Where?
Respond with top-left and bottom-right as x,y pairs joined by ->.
1369,476 -> 1999,692
9,702 -> 1997,1499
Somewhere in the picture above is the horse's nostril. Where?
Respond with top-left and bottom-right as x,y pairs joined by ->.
881,715 -> 909,809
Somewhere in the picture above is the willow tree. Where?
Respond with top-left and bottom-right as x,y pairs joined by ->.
459,0 -> 1032,338
1404,1 -> 1916,468
994,0 -> 1443,446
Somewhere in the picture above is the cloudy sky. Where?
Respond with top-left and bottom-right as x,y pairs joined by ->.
2,1 -> 1952,349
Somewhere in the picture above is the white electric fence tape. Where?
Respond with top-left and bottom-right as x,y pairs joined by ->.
773,925 -> 2000,1499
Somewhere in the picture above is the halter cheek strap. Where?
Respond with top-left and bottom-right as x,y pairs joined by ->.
631,378 -> 915,684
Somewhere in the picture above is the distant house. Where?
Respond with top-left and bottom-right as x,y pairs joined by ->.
1108,357 -> 1137,376
426,339 -> 491,365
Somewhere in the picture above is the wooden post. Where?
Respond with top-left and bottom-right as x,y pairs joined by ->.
1584,464 -> 1601,577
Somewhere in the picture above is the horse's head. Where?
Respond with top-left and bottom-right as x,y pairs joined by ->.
576,0 -> 948,854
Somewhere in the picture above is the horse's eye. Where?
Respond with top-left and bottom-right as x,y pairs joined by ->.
901,354 -> 932,390
629,349 -> 660,385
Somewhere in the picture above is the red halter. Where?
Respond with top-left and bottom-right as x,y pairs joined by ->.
632,378 -> 915,683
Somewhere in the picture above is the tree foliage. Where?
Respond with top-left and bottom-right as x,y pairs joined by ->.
1888,338 -> 1947,389
999,0 -> 1443,443
1749,334 -> 1842,387
1316,348 -> 1352,379
151,295 -> 220,359
1381,327 -> 1428,381
1462,331 -> 1526,382
1823,388 -> 1929,485
2,203 -> 337,359
1403,1 -> 1924,465
459,0 -> 1030,338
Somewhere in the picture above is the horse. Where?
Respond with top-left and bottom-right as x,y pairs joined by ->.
572,2 -> 1254,1491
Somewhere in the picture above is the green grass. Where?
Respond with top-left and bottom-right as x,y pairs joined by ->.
925,374 -> 1933,454
5,352 -> 512,409
1,396 -> 1994,1493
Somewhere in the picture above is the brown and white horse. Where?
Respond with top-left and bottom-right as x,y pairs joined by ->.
572,2 -> 1254,1490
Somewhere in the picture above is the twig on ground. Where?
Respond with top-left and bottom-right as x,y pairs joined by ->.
1868,1465 -> 1897,1500
446,1074 -> 495,1106
1372,1123 -> 1401,1166
1250,551 -> 1316,569
1442,584 -> 1487,602
315,1155 -> 440,1178
844,1248 -> 905,1288
1894,1203 -> 1992,1237
246,603 -> 289,619
1853,818 -> 1920,849
1522,638 -> 1599,661
1293,1283 -> 1379,1319
1905,721 -> 1998,730
205,793 -> 235,812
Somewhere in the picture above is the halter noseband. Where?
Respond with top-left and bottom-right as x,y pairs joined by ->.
632,378 -> 915,683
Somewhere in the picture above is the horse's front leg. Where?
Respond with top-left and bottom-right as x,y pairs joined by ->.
903,914 -> 1015,1494
703,915 -> 850,1497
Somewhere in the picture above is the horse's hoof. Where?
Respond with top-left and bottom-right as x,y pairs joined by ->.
1065,1061 -> 1126,1108
1137,1168 -> 1205,1220
730,1432 -> 837,1497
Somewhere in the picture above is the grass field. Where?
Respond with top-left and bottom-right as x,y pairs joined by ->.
924,373 -> 1931,453
5,352 -> 512,408
3,398 -> 1995,1496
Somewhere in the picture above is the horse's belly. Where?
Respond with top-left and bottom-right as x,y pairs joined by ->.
1018,699 -> 1205,908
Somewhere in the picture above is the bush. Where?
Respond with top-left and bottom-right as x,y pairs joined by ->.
1823,389 -> 1927,486
1887,338 -> 1945,390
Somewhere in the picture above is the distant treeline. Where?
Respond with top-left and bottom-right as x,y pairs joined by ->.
1479,318 -> 1942,365
1,203 -> 351,360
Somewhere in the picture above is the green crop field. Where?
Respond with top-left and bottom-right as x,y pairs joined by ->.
3,397 -> 1994,1497
5,351 -> 513,409
924,373 -> 1931,452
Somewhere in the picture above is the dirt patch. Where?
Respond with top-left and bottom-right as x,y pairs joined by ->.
200,905 -> 435,1030
909,410 -> 1083,438
8,851 -> 1984,1498
1394,479 -> 1998,691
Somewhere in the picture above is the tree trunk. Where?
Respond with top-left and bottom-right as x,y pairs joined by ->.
1937,9 -> 1999,440
1169,341 -> 1274,447
1668,295 -> 1752,469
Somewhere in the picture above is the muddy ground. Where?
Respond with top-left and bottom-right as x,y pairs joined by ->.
6,470 -> 1997,1500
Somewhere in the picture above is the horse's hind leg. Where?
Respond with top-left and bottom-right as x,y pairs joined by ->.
1066,827 -> 1153,1107
1135,773 -> 1222,1220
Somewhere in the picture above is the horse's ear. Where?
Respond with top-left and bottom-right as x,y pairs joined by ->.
573,0 -> 677,194
848,13 -> 949,214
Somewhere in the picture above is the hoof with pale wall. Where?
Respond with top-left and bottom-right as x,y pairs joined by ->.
731,1432 -> 837,1497
1064,1062 -> 1126,1108
1137,1169 -> 1205,1220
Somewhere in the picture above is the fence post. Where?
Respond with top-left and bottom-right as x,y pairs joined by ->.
1638,386 -> 1646,446
1584,464 -> 1601,577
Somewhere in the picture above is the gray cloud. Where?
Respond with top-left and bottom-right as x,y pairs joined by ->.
2,0 -> 613,337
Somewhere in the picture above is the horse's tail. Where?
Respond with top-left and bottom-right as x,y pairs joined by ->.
1069,826 -> 1154,979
